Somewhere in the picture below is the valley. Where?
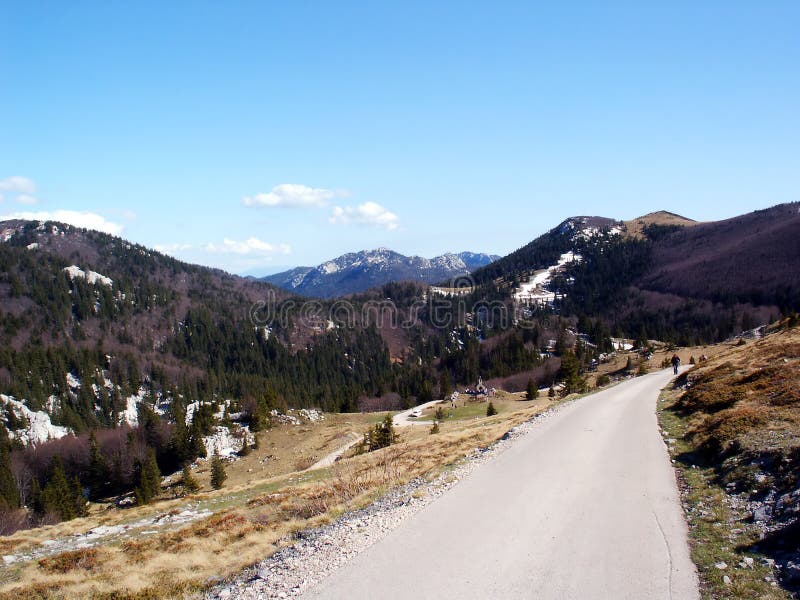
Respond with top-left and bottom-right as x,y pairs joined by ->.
5,7 -> 799,598
0,204 -> 798,599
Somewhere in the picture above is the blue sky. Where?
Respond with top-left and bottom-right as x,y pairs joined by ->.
1,1 -> 798,275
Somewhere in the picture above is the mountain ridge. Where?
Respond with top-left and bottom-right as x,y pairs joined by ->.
261,248 -> 501,298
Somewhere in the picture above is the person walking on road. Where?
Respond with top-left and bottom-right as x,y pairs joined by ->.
671,354 -> 681,375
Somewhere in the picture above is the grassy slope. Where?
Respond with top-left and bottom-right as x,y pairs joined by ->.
0,395 -> 553,599
659,323 -> 800,599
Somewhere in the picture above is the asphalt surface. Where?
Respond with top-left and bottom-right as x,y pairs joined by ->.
304,368 -> 699,600
392,400 -> 440,427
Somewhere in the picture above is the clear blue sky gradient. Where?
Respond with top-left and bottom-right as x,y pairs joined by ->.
2,1 -> 798,274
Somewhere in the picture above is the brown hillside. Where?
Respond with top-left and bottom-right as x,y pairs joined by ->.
624,210 -> 698,238
638,203 -> 800,306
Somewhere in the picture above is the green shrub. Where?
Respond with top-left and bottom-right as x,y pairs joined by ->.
364,414 -> 397,452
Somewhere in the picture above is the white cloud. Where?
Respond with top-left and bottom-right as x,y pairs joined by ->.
154,243 -> 194,255
15,194 -> 39,206
0,210 -> 124,236
204,237 -> 291,256
243,184 -> 345,208
329,201 -> 399,230
0,176 -> 39,205
0,176 -> 37,195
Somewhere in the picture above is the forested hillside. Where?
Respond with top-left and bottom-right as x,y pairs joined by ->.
1,204 -> 797,532
467,206 -> 798,345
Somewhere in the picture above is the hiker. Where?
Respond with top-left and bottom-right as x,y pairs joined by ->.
671,354 -> 681,375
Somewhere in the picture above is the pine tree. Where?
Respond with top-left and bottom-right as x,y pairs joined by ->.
439,371 -> 452,399
134,449 -> 161,505
559,351 -> 587,396
526,378 -> 537,401
180,465 -> 200,494
430,421 -> 440,435
486,402 -> 498,417
71,476 -> 88,517
40,456 -> 78,521
29,479 -> 43,514
168,402 -> 191,466
188,417 -> 207,459
87,431 -> 109,500
210,453 -> 227,490
366,414 -> 396,452
0,446 -> 19,510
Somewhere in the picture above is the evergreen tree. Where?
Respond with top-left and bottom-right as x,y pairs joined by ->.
486,402 -> 498,417
168,402 -> 191,466
559,351 -> 587,396
210,453 -> 227,490
365,414 -> 396,452
526,378 -> 537,401
29,479 -> 43,514
71,476 -> 88,517
439,371 -> 452,399
87,431 -> 109,500
180,465 -> 200,494
134,449 -> 161,505
188,417 -> 207,459
40,456 -> 81,521
0,446 -> 19,510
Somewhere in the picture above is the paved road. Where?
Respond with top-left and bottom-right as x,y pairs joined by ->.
392,400 -> 441,427
304,368 -> 699,600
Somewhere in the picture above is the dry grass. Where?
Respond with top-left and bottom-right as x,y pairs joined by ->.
0,402 -> 545,599
623,210 -> 699,239
38,549 -> 100,575
660,385 -> 792,599
675,326 -> 800,462
659,322 -> 800,598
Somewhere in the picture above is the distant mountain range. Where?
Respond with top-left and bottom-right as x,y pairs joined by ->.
260,249 -> 501,298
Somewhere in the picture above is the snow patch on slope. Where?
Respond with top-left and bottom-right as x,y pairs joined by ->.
203,425 -> 253,458
64,265 -> 113,287
1,394 -> 72,446
513,252 -> 582,305
119,388 -> 149,427
66,372 -> 82,390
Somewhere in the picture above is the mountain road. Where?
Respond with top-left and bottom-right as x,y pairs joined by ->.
303,368 -> 699,599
